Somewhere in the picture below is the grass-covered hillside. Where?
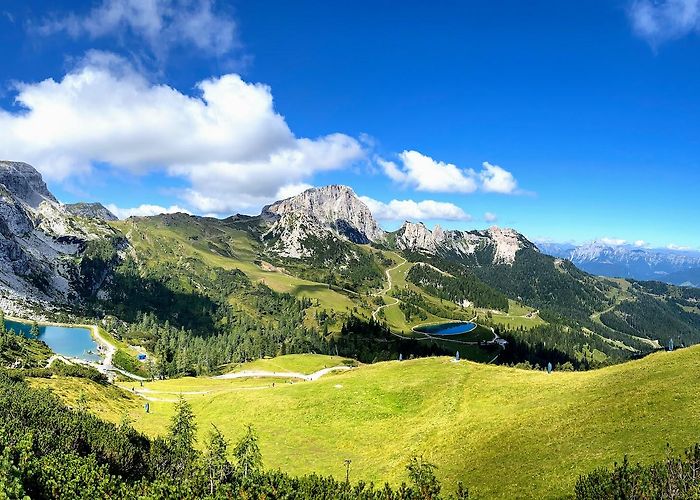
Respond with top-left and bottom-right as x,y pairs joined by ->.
77,212 -> 698,371
31,347 -> 700,498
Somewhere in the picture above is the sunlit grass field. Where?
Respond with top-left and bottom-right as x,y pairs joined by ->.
31,347 -> 700,498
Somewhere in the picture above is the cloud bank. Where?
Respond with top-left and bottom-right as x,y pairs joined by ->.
35,0 -> 238,59
629,0 -> 700,45
0,53 -> 364,214
379,151 -> 521,195
106,203 -> 190,219
360,196 -> 471,221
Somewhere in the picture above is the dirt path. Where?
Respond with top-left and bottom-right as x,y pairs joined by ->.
214,365 -> 352,381
372,256 -> 408,320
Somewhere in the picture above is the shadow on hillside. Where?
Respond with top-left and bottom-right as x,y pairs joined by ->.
87,270 -> 218,335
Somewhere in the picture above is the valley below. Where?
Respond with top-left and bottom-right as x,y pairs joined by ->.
29,347 -> 700,498
1,162 -> 700,498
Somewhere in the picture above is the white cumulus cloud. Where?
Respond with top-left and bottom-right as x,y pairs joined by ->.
379,150 -> 478,193
600,237 -> 628,246
35,0 -> 239,59
480,162 -> 518,194
106,203 -> 190,219
667,243 -> 692,251
360,196 -> 471,221
379,151 -> 521,195
0,53 -> 364,214
484,212 -> 498,222
629,0 -> 700,45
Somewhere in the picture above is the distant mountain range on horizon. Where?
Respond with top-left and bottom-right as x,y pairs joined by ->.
537,240 -> 700,287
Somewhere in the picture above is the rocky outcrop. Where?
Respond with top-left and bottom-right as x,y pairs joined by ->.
258,184 -> 534,265
262,185 -> 385,245
395,221 -> 441,253
65,202 -> 118,221
0,161 -> 122,313
0,161 -> 57,208
395,221 -> 533,266
261,185 -> 385,258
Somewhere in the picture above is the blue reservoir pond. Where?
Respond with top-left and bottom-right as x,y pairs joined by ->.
414,321 -> 478,336
5,320 -> 101,362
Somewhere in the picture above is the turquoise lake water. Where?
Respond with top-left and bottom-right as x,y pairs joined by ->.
4,320 -> 101,362
414,321 -> 478,336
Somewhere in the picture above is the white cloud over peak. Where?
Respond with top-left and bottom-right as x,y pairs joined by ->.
599,237 -> 628,246
484,212 -> 498,223
0,54 -> 364,214
275,183 -> 314,201
36,0 -> 238,59
629,0 -> 700,45
379,151 -> 477,193
360,196 -> 471,222
667,243 -> 692,251
480,162 -> 518,194
106,203 -> 190,219
379,151 -> 521,195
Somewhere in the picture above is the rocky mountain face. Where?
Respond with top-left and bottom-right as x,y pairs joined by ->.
65,202 -> 118,222
394,221 -> 534,266
258,184 -> 536,265
261,185 -> 385,258
0,161 -> 121,314
539,240 -> 700,284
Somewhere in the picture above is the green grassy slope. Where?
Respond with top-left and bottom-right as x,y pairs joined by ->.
31,346 -> 700,498
114,216 -> 358,314
224,353 -> 355,374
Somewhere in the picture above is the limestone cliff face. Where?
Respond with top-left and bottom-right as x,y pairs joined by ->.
0,161 -> 121,313
259,184 -> 535,265
261,185 -> 385,257
65,202 -> 118,222
395,221 -> 534,266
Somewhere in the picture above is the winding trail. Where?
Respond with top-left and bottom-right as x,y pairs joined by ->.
124,365 -> 353,402
372,256 -> 408,321
214,365 -> 352,381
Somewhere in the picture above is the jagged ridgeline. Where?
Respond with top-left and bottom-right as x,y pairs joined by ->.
0,161 -> 699,372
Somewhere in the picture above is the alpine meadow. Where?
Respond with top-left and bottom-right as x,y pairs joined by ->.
1,1 -> 700,499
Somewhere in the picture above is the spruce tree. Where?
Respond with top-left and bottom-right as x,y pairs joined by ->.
204,424 -> 231,495
168,395 -> 197,475
30,321 -> 39,339
234,424 -> 262,479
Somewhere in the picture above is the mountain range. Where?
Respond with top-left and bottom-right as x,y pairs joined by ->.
537,241 -> 700,286
1,160 -> 699,369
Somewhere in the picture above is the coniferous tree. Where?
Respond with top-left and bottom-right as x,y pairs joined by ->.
167,395 -> 197,476
204,424 -> 232,495
234,424 -> 262,479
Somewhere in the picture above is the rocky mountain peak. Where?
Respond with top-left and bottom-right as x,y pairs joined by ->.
396,221 -> 440,253
484,226 -> 531,264
0,161 -> 57,208
65,202 -> 118,222
395,222 -> 533,265
262,185 -> 385,244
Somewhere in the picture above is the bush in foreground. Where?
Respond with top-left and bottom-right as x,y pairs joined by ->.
0,373 -> 469,499
576,445 -> 700,499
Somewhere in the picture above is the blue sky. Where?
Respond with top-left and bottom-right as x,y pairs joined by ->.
1,0 -> 699,249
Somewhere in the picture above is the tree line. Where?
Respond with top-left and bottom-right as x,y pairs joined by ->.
0,371 -> 470,498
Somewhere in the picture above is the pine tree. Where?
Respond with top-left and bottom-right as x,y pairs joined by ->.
204,424 -> 231,495
30,321 -> 39,339
234,424 -> 262,479
168,395 -> 197,475
406,455 -> 441,499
